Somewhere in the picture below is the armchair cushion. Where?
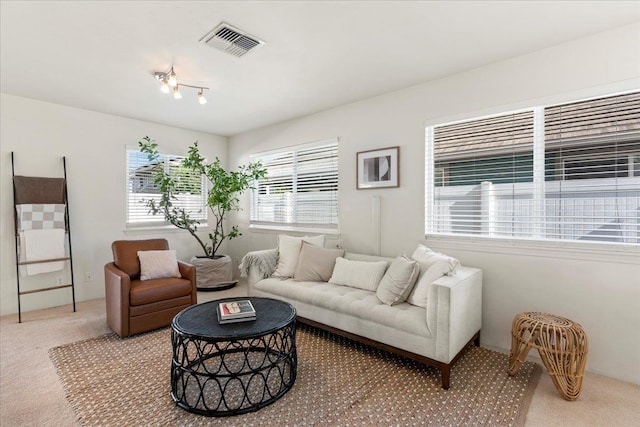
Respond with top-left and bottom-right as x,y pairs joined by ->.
129,277 -> 193,306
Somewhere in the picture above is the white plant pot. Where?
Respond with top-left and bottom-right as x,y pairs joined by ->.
189,255 -> 237,291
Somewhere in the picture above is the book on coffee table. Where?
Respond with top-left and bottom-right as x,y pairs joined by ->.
217,300 -> 256,324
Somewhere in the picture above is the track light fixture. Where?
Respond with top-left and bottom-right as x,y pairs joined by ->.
173,85 -> 182,99
154,66 -> 208,104
198,88 -> 207,104
160,78 -> 170,93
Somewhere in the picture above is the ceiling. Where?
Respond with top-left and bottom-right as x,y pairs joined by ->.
1,1 -> 639,137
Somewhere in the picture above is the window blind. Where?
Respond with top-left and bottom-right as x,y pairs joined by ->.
251,139 -> 339,230
543,92 -> 640,243
126,150 -> 207,227
426,91 -> 640,245
434,111 -> 534,158
429,111 -> 535,237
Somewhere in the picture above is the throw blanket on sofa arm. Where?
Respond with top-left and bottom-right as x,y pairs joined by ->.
239,248 -> 279,279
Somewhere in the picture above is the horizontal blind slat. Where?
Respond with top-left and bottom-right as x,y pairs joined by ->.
251,139 -> 339,228
434,111 -> 534,156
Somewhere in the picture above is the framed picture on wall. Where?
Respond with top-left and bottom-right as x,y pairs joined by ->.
356,146 -> 399,189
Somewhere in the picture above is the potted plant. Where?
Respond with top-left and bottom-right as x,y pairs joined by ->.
139,136 -> 267,290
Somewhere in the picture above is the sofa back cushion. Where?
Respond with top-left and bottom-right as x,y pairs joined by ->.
407,245 -> 460,308
329,257 -> 388,291
343,252 -> 393,264
273,234 -> 326,278
376,255 -> 420,305
293,241 -> 344,282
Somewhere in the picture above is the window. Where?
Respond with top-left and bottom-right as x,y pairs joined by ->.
251,138 -> 339,231
126,149 -> 207,227
425,91 -> 640,245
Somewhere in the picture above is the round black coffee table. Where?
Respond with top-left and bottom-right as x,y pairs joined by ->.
170,297 -> 297,417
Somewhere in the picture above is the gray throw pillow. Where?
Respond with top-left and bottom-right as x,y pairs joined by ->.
293,241 -> 345,282
376,255 -> 420,306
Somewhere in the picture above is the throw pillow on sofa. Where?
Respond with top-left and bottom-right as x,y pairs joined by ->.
273,234 -> 326,278
137,250 -> 181,281
293,241 -> 344,282
406,245 -> 460,308
328,257 -> 388,291
376,255 -> 420,305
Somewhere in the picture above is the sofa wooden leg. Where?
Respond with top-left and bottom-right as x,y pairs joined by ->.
441,365 -> 451,390
474,331 -> 481,347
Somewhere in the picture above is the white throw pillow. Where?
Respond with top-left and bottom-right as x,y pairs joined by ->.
137,250 -> 181,281
376,256 -> 420,306
406,245 -> 460,308
328,257 -> 388,291
273,234 -> 326,278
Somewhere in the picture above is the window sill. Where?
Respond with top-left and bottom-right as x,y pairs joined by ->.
249,224 -> 340,236
124,224 -> 210,234
424,233 -> 640,264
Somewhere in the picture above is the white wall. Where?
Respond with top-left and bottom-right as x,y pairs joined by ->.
0,94 -> 227,316
227,23 -> 640,384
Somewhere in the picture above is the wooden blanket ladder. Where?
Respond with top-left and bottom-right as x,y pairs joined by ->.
11,152 -> 76,322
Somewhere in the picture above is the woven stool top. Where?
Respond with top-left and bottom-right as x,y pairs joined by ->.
517,312 -> 584,330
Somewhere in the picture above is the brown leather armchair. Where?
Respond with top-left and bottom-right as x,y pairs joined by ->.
104,239 -> 197,337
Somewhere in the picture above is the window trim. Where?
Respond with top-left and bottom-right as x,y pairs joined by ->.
248,223 -> 341,235
425,232 -> 640,262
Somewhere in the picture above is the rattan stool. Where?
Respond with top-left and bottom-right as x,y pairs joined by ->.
508,312 -> 588,401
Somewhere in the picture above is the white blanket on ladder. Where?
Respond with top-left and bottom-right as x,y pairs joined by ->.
20,228 -> 65,276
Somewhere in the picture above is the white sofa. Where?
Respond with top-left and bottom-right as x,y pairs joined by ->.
240,248 -> 482,389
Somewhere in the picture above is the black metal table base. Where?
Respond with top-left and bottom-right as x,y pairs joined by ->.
171,322 -> 297,416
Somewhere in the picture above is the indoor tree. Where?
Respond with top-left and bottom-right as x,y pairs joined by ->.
139,136 -> 267,258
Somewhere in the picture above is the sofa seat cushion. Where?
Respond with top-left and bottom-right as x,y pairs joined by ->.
254,278 -> 430,337
129,277 -> 193,306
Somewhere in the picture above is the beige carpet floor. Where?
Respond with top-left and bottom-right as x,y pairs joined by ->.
2,283 -> 640,426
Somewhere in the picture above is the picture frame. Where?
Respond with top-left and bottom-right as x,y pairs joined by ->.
356,146 -> 400,189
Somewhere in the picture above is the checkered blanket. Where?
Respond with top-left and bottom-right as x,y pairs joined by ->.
16,204 -> 66,231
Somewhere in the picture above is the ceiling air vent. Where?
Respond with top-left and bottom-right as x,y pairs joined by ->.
200,22 -> 265,58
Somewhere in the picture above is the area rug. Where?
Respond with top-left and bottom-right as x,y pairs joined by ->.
49,324 -> 540,426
